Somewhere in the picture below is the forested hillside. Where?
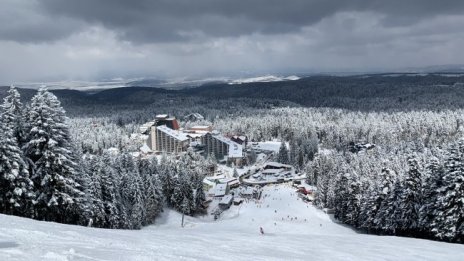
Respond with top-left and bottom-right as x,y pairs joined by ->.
3,74 -> 464,112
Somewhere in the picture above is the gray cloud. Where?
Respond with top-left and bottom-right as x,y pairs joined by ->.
1,0 -> 462,44
1,0 -> 464,83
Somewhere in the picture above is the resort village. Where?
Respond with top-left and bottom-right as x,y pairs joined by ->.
136,114 -> 312,219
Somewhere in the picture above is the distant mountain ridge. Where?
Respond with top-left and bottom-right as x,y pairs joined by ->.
2,73 -> 464,111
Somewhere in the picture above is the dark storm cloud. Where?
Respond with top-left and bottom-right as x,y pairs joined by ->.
3,0 -> 464,44
1,0 -> 464,83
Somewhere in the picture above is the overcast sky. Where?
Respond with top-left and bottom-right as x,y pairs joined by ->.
1,0 -> 464,83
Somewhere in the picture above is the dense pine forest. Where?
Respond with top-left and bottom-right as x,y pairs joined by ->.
0,74 -> 463,243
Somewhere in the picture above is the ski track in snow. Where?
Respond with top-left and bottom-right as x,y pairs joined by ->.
0,184 -> 463,261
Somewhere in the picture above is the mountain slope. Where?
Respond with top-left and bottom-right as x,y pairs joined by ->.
0,185 -> 462,261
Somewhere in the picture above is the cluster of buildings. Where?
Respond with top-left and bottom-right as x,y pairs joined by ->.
140,114 -> 245,165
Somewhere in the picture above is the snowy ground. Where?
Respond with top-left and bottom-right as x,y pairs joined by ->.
250,141 -> 284,153
1,184 -> 463,261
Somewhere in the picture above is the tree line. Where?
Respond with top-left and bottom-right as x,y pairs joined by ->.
307,144 -> 463,243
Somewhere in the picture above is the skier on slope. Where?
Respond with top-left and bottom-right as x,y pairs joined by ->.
260,227 -> 264,235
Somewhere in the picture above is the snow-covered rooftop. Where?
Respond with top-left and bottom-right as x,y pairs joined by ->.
140,144 -> 152,154
185,133 -> 205,138
240,187 -> 255,195
140,121 -> 155,134
218,178 -> 237,184
190,125 -> 210,129
185,113 -> 204,120
219,195 -> 233,205
264,162 -> 293,169
155,114 -> 169,119
157,125 -> 189,142
210,133 -> 243,158
214,184 -> 228,197
262,169 -> 284,175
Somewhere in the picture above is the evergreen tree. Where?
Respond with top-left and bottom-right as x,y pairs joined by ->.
159,154 -> 175,206
0,122 -> 34,217
345,172 -> 362,227
171,167 -> 195,215
1,86 -> 26,145
277,141 -> 290,165
85,155 -> 106,227
380,178 -> 403,234
232,167 -> 239,178
431,142 -> 464,242
334,170 -> 350,222
248,149 -> 257,165
359,181 -> 381,232
139,158 -> 163,225
192,170 -> 206,213
116,153 -> 144,229
397,157 -> 423,235
419,157 -> 443,236
24,88 -> 85,224
99,152 -> 121,228
374,168 -> 396,232
289,138 -> 298,167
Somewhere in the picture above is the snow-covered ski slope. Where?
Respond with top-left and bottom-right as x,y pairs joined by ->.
1,184 -> 463,260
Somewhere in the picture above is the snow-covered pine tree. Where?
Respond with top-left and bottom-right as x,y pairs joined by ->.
305,134 -> 318,161
379,177 -> 403,234
419,157 -> 443,236
431,142 -> 464,242
313,155 -> 335,208
129,165 -> 146,229
232,167 -> 239,178
138,157 -> 163,226
1,86 -> 26,146
85,155 -> 106,227
289,138 -> 298,167
99,152 -> 121,228
374,168 -> 396,232
70,148 -> 94,226
345,172 -> 362,227
192,169 -> 206,213
334,169 -> 350,223
24,88 -> 85,224
0,121 -> 34,217
159,154 -> 175,206
116,153 -> 145,229
277,141 -> 290,165
171,166 -> 195,215
358,180 -> 381,233
397,157 -> 423,236
248,149 -> 257,165
112,153 -> 132,228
